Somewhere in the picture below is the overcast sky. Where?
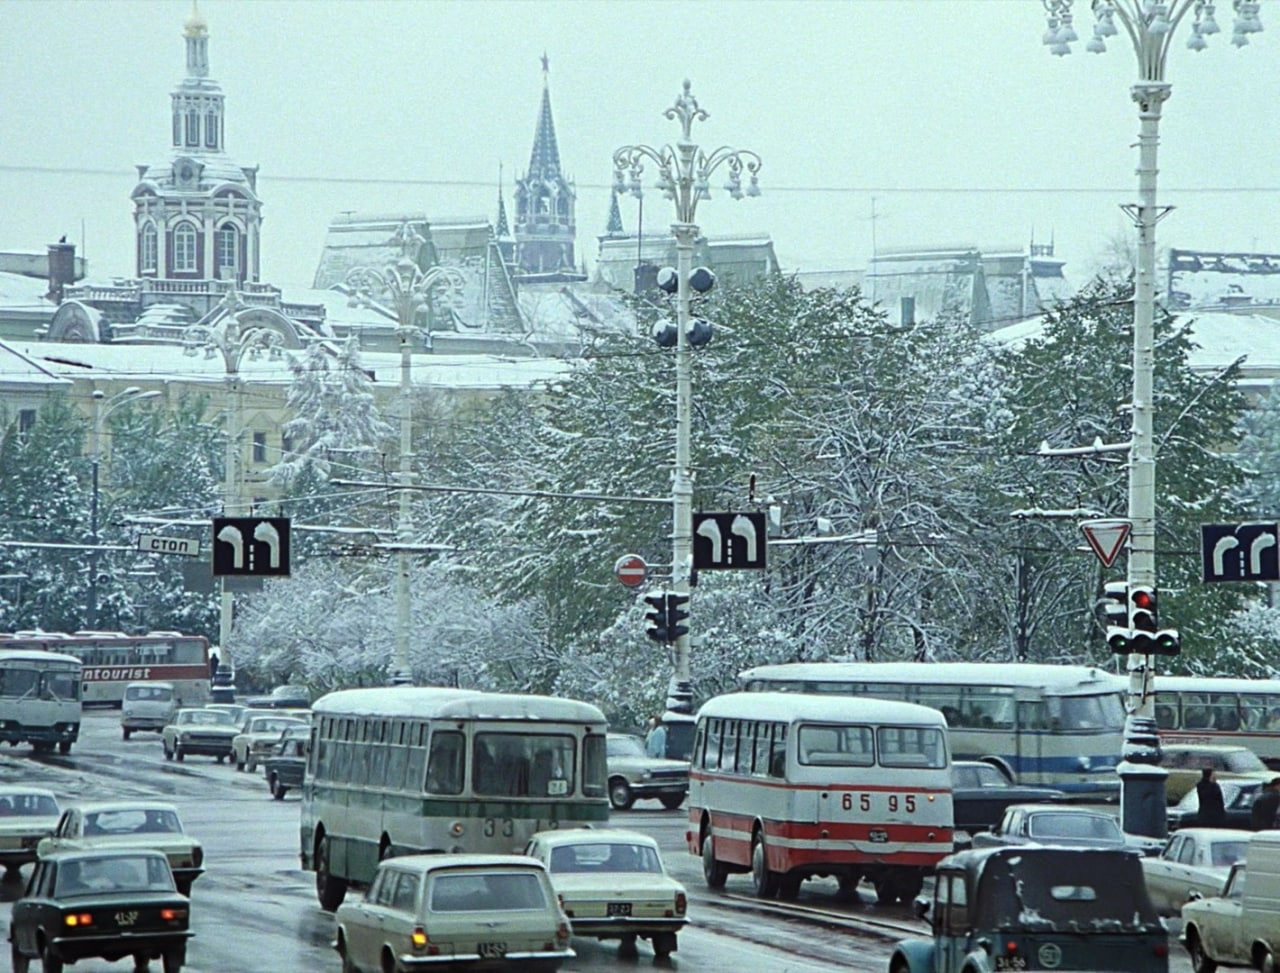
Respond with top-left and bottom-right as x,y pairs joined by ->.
2,0 -> 1276,291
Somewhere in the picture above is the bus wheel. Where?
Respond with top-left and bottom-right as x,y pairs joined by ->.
701,829 -> 728,889
751,831 -> 779,898
316,836 -> 348,912
608,778 -> 634,811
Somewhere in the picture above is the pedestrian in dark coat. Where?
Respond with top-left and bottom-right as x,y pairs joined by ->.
1250,776 -> 1280,831
1196,767 -> 1227,827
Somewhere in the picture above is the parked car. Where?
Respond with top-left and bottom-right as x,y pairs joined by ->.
949,761 -> 1065,836
120,682 -> 179,740
9,848 -> 193,973
1141,827 -> 1250,916
262,725 -> 310,800
1181,831 -> 1280,973
524,828 -> 687,959
37,801 -> 204,895
970,803 -> 1128,850
605,733 -> 689,811
202,702 -> 246,726
231,713 -> 306,773
887,845 -> 1168,973
1161,743 -> 1274,802
243,684 -> 310,710
1168,779 -> 1262,831
0,787 -> 60,878
332,854 -> 574,973
160,708 -> 238,763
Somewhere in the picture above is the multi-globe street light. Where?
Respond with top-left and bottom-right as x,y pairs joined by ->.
613,81 -> 761,711
87,386 -> 160,627
1042,0 -> 1264,835
345,223 -> 465,686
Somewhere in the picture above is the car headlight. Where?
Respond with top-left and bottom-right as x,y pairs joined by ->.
642,770 -> 654,780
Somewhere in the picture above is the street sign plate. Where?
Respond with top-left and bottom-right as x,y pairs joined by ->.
1202,522 -> 1280,583
137,533 -> 201,558
693,512 -> 767,570
614,554 -> 648,588
212,517 -> 291,577
1080,519 -> 1130,568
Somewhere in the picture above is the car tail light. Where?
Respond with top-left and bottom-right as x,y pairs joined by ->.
64,912 -> 93,927
192,847 -> 204,867
556,921 -> 571,945
675,891 -> 687,916
410,926 -> 428,949
1004,941 -> 1019,955
1154,943 -> 1169,957
160,908 -> 187,922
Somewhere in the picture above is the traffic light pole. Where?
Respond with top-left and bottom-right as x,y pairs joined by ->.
669,223 -> 697,713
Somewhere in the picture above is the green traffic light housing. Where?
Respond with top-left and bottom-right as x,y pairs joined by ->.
643,591 -> 670,643
666,593 -> 690,641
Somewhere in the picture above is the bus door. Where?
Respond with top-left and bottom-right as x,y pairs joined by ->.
1014,690 -> 1046,783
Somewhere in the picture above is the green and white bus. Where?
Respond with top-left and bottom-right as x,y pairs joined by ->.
300,687 -> 610,910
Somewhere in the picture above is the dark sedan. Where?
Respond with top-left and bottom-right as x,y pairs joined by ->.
1167,778 -> 1261,831
9,848 -> 192,973
262,725 -> 309,800
950,761 -> 1065,835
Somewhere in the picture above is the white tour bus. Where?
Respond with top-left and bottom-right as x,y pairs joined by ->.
1154,675 -> 1280,769
738,661 -> 1125,796
689,691 -> 952,905
0,649 -> 82,754
301,687 -> 610,910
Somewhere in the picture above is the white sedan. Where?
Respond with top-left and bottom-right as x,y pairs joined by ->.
1141,826 -> 1249,916
524,828 -> 688,960
0,787 -> 60,877
231,714 -> 306,772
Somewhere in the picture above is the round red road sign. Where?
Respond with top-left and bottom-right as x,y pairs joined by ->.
614,554 -> 648,588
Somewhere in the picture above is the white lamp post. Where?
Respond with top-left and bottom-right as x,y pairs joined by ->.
88,386 -> 161,627
613,81 -> 761,712
345,224 -> 465,686
183,289 -> 285,671
1043,0 -> 1264,836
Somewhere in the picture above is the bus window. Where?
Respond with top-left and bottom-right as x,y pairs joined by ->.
703,719 -> 723,772
1057,694 -> 1124,730
798,724 -> 873,767
583,733 -> 606,797
769,724 -> 787,777
41,670 -> 78,701
1208,695 -> 1242,732
722,720 -> 740,772
426,731 -> 463,794
752,723 -> 772,776
879,726 -> 947,769
0,667 -> 38,698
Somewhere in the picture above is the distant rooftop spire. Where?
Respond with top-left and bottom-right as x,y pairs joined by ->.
528,54 -> 561,176
496,163 -> 511,237
184,0 -> 209,77
605,190 -> 624,235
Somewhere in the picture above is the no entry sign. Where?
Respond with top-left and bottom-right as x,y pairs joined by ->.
614,554 -> 648,587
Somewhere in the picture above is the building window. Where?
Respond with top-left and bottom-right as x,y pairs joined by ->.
205,111 -> 218,149
217,225 -> 238,280
186,111 -> 199,147
174,223 -> 197,273
252,432 -> 267,463
281,434 -> 294,457
172,111 -> 181,146
141,223 -> 158,274
17,409 -> 36,441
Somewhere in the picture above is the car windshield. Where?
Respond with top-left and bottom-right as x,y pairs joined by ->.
608,735 -> 646,758
1027,812 -> 1121,842
85,808 -> 181,836
549,841 -> 663,874
0,793 -> 58,816
953,764 -> 1009,789
55,854 -> 176,897
428,870 -> 548,912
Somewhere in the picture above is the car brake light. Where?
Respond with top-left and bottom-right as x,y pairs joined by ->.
160,908 -> 187,921
192,848 -> 203,867
64,913 -> 93,927
1154,943 -> 1169,957
557,921 -> 571,944
410,926 -> 428,949
1005,941 -> 1018,953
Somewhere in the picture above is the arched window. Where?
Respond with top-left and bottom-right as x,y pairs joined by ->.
205,111 -> 218,149
216,225 -> 238,280
173,222 -> 198,273
172,112 -> 181,146
186,111 -> 199,147
141,223 -> 158,274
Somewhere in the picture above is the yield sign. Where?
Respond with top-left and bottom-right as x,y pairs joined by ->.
1080,519 -> 1131,568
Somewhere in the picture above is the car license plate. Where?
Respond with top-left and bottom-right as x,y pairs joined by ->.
607,902 -> 633,917
478,942 -> 507,958
868,829 -> 889,842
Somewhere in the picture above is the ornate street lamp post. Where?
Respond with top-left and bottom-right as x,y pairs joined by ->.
88,386 -> 160,627
183,290 -> 285,670
345,224 -> 465,686
613,81 -> 761,711
1042,0 -> 1264,836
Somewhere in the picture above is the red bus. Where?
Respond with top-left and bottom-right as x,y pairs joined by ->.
0,631 -> 212,707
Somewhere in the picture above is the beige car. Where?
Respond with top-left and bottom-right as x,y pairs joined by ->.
1161,743 -> 1273,802
36,800 -> 204,895
1142,827 -> 1249,916
160,707 -> 238,763
333,854 -> 574,973
231,714 -> 306,773
0,787 -> 60,877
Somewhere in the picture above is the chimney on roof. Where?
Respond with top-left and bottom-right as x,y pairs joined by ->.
47,240 -> 77,304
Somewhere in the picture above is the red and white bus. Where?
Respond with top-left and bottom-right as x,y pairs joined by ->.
687,691 -> 952,905
0,631 -> 212,708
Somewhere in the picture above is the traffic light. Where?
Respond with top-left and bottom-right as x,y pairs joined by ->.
1110,585 -> 1181,656
644,591 -> 670,643
666,593 -> 690,641
1129,586 -> 1157,636
1102,581 -> 1132,654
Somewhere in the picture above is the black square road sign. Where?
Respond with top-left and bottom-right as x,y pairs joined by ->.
693,512 -> 767,570
1201,522 -> 1280,583
212,517 -> 291,577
